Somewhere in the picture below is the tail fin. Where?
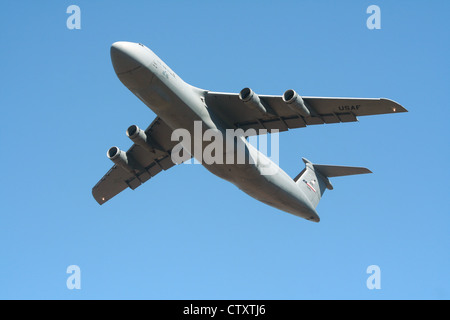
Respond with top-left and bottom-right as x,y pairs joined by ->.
294,158 -> 372,208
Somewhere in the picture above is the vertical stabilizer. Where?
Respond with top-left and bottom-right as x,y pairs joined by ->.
294,158 -> 371,208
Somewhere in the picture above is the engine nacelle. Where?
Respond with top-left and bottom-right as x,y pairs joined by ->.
239,87 -> 267,114
126,125 -> 154,153
107,146 -> 135,174
282,89 -> 311,118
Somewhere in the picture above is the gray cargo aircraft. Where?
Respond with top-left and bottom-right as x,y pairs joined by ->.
92,41 -> 407,222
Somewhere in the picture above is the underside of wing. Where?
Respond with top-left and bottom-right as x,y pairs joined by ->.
92,117 -> 188,205
205,90 -> 407,133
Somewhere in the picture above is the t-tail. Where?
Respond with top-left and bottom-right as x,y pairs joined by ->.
294,158 -> 372,209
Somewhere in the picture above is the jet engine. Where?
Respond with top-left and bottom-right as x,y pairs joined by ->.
239,87 -> 267,114
107,146 -> 134,173
126,125 -> 154,153
282,89 -> 311,118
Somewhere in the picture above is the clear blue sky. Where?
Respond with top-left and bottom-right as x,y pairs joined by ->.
1,0 -> 448,299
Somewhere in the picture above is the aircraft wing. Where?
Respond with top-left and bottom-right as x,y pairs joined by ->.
205,91 -> 407,133
92,117 -> 186,205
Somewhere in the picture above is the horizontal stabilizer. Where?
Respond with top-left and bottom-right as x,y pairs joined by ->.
296,158 -> 372,209
312,163 -> 372,178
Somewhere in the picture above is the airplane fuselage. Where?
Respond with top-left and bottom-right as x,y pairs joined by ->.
111,42 -> 320,222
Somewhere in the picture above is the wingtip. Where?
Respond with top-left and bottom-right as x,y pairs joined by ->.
92,188 -> 106,205
380,98 -> 408,113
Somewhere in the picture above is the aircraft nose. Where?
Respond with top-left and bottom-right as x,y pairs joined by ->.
110,41 -> 142,74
